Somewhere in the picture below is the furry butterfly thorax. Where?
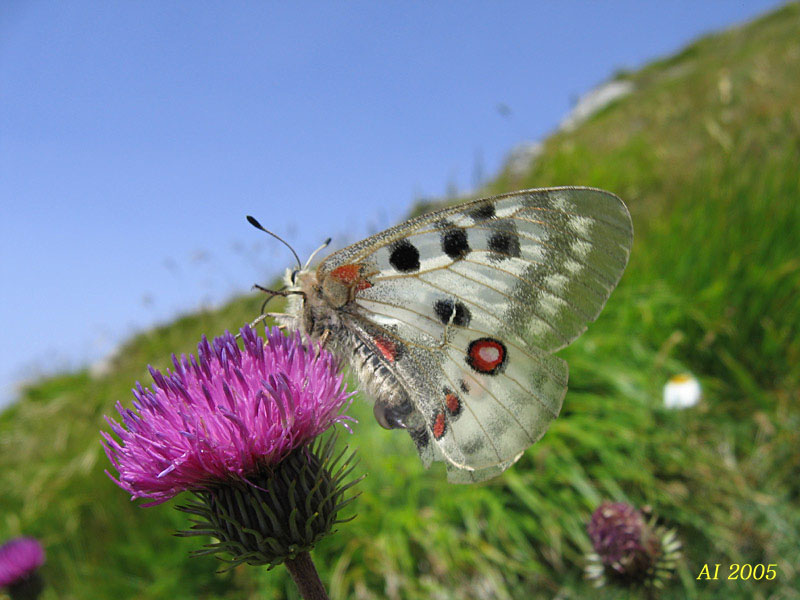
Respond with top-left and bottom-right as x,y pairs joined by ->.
267,187 -> 632,483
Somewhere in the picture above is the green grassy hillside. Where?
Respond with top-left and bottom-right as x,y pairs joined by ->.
3,4 -> 799,599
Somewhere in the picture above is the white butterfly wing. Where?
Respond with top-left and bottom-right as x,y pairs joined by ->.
319,187 -> 632,481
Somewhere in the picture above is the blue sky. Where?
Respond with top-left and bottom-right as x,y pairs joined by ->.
0,1 -> 785,407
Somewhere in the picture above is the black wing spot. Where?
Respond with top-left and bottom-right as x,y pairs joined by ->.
453,302 -> 471,327
389,240 -> 420,272
488,230 -> 521,260
434,299 -> 454,324
433,299 -> 471,327
470,202 -> 495,220
459,379 -> 470,393
441,227 -> 470,261
410,426 -> 430,449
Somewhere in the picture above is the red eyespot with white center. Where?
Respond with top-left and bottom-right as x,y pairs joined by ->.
466,338 -> 507,375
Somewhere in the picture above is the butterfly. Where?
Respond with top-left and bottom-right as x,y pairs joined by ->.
250,187 -> 633,483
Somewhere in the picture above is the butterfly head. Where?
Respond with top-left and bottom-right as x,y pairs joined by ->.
280,261 -> 352,341
282,261 -> 372,337
280,266 -> 315,324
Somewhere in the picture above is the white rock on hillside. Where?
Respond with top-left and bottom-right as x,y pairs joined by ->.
559,79 -> 634,132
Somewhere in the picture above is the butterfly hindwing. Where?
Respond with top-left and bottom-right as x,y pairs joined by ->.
356,319 -> 568,481
438,328 -> 568,471
314,187 -> 632,480
445,453 -> 523,484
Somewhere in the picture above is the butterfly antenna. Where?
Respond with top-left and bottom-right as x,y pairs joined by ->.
303,237 -> 332,269
246,215 -> 302,270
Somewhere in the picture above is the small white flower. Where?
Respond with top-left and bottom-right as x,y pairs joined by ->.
663,373 -> 701,409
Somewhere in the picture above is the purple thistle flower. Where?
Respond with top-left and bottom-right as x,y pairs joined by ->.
0,537 -> 45,588
102,325 -> 355,505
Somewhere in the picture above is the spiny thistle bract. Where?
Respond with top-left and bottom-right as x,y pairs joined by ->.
585,502 -> 682,590
176,433 -> 360,568
102,324 -> 361,568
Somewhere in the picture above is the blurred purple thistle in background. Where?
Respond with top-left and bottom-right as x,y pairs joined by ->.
588,501 -> 647,568
0,537 -> 45,600
585,501 -> 681,591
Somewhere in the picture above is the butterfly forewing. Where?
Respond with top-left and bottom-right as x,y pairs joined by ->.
320,188 -> 631,352
313,187 -> 632,481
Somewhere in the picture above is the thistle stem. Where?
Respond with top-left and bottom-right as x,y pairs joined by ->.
284,551 -> 329,600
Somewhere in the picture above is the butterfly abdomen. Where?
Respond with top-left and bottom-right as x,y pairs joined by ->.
334,327 -> 406,416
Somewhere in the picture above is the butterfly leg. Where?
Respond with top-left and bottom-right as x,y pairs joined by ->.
238,313 -> 281,340
312,329 -> 332,359
318,328 -> 331,348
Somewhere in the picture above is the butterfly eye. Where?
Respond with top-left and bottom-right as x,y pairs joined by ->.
290,269 -> 299,284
